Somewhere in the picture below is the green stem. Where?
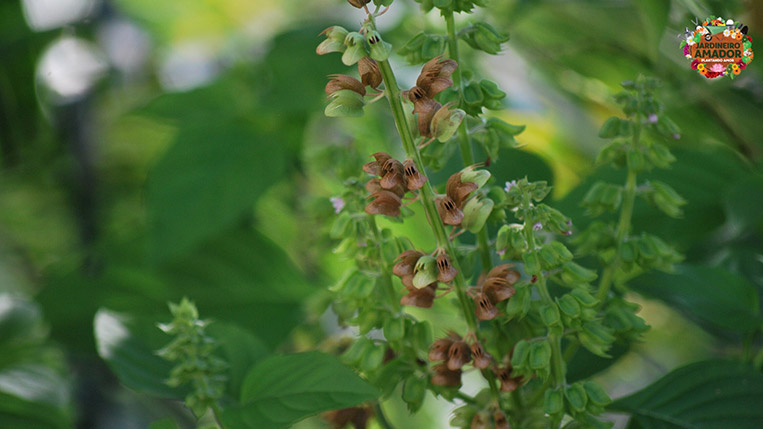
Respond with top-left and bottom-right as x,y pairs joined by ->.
596,118 -> 640,302
522,192 -> 565,427
368,214 -> 400,309
377,58 -> 476,334
444,10 -> 493,274
374,402 -> 395,429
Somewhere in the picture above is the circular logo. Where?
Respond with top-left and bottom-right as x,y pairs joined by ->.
680,16 -> 753,79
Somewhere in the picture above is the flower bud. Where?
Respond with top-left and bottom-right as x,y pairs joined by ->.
342,32 -> 368,66
461,197 -> 494,233
365,30 -> 392,62
317,26 -> 349,55
357,57 -> 382,88
413,255 -> 438,289
460,165 -> 491,188
324,89 -> 365,117
431,102 -> 466,142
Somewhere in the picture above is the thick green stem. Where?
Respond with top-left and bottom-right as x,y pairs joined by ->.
444,10 -> 493,274
596,118 -> 641,302
378,59 -> 477,334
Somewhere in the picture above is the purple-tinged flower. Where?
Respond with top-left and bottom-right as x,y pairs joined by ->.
330,197 -> 345,214
496,249 -> 506,257
533,222 -> 543,231
648,113 -> 658,124
504,180 -> 517,193
672,133 -> 681,140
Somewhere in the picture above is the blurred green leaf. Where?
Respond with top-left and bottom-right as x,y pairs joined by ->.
610,360 -> 763,428
148,418 -> 179,429
94,309 -> 184,398
628,264 -> 761,334
221,351 -> 379,429
146,81 -> 287,261
206,323 -> 268,398
724,174 -> 763,233
566,341 -> 629,383
0,365 -> 72,429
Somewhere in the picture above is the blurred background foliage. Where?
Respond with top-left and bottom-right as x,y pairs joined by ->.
0,0 -> 762,427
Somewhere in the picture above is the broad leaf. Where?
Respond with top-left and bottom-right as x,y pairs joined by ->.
628,264 -> 761,334
221,352 -> 379,428
610,360 -> 763,428
146,82 -> 287,261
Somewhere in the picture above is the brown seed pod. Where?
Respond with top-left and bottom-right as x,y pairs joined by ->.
362,152 -> 392,176
346,0 -> 371,8
447,341 -> 472,370
446,172 -> 479,208
474,292 -> 498,320
365,190 -> 401,217
358,57 -> 382,89
403,159 -> 427,191
437,196 -> 464,226
413,98 -> 441,138
393,250 -> 425,277
380,158 -> 405,189
431,363 -> 462,387
470,341 -> 491,370
400,284 -> 436,308
494,367 -> 519,392
325,74 -> 366,96
323,406 -> 373,429
436,252 -> 458,283
494,410 -> 510,429
486,264 -> 521,285
428,338 -> 454,362
483,277 -> 516,303
416,56 -> 458,99
470,412 -> 488,429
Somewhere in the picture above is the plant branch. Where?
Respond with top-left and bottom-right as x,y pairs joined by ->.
596,116 -> 641,302
444,9 -> 493,274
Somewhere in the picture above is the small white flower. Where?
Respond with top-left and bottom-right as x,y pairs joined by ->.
724,29 -> 731,37
330,196 -> 345,214
533,222 -> 543,231
504,180 -> 517,193
687,39 -> 696,46
496,249 -> 506,257
648,114 -> 658,124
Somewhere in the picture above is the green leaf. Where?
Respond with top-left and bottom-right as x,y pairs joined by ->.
610,360 -> 763,428
94,309 -> 186,398
148,418 -> 179,429
221,352 -> 379,428
146,88 -> 287,260
0,365 -> 72,429
628,264 -> 761,334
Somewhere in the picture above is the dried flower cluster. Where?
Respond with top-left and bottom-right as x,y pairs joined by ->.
392,249 -> 456,308
471,264 -> 519,320
363,152 -> 426,217
406,57 -> 466,143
